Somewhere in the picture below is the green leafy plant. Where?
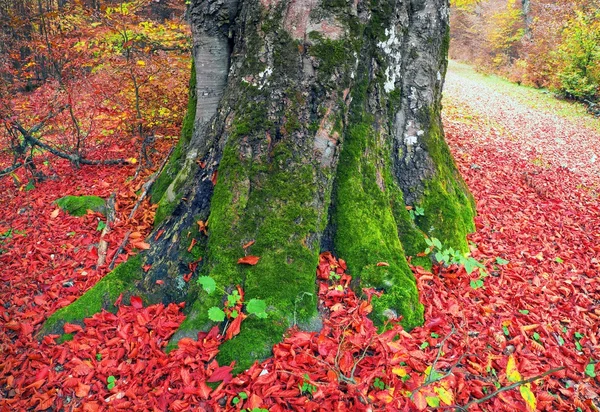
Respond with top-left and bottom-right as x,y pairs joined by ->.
585,360 -> 596,378
197,276 -> 268,322
373,377 -> 386,390
424,237 -> 487,289
298,374 -> 317,396
232,391 -> 248,406
408,206 -> 425,220
574,332 -> 584,351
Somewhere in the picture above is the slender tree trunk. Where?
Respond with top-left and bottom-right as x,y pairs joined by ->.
522,0 -> 532,39
41,0 -> 475,372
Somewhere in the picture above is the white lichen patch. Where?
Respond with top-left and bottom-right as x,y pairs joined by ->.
403,120 -> 421,147
378,26 -> 403,93
313,106 -> 339,167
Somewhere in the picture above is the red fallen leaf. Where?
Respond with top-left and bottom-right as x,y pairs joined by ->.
154,229 -> 165,241
25,379 -> 45,390
133,241 -> 150,250
130,296 -> 143,309
82,402 -> 100,412
242,240 -> 255,249
412,391 -> 428,411
187,238 -> 197,252
211,170 -> 218,185
225,312 -> 247,341
75,381 -> 91,398
208,365 -> 233,383
376,262 -> 390,267
155,279 -> 164,285
142,264 -> 152,272
63,323 -> 83,334
237,255 -> 260,265
247,393 -> 263,409
4,321 -> 20,331
198,381 -> 212,399
183,272 -> 192,282
338,351 -> 354,374
114,293 -> 123,306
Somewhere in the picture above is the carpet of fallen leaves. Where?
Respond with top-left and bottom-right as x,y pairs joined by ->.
1,65 -> 600,411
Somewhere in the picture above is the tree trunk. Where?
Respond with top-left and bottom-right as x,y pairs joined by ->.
41,0 -> 475,372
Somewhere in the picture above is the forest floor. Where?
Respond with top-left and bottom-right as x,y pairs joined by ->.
1,62 -> 599,411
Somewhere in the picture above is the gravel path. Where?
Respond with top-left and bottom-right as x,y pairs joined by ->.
443,62 -> 600,182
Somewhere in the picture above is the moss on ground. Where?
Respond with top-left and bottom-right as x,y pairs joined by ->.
40,255 -> 143,335
55,195 -> 106,217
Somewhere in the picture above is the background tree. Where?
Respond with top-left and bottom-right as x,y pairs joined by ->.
42,0 -> 475,372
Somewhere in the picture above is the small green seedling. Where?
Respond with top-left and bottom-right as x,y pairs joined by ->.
373,377 -> 386,390
299,374 -> 317,396
232,391 -> 248,405
107,375 -> 116,390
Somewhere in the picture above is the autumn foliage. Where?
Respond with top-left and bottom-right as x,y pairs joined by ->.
450,0 -> 600,104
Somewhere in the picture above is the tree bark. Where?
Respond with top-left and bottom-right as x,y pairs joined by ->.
41,0 -> 475,372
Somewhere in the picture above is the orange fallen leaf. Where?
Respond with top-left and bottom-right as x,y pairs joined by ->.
50,208 -> 60,219
376,262 -> 390,267
238,255 -> 260,265
197,220 -> 208,235
187,238 -> 197,252
133,241 -> 150,250
242,240 -> 255,249
75,382 -> 91,398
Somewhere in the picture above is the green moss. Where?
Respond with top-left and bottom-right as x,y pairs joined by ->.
170,114 -> 323,370
57,333 -> 74,343
55,195 -> 106,217
151,61 -> 197,206
330,42 -> 424,330
413,110 -> 476,253
217,316 -> 288,374
333,119 -> 424,330
308,32 -> 358,87
40,255 -> 143,335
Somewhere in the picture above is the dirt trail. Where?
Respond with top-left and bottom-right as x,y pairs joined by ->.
444,61 -> 600,181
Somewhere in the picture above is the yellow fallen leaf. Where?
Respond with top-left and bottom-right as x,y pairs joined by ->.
128,157 -> 137,164
506,354 -> 522,382
434,386 -> 454,405
520,383 -> 537,412
136,60 -> 145,66
392,367 -> 407,378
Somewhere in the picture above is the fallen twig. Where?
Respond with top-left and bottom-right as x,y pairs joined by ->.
97,193 -> 117,267
453,366 -> 566,411
108,230 -> 131,270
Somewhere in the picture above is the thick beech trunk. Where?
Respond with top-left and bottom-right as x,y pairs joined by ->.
42,0 -> 475,372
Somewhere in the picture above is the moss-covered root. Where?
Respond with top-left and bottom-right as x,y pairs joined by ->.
38,255 -> 144,336
55,195 -> 106,217
333,122 -> 424,330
